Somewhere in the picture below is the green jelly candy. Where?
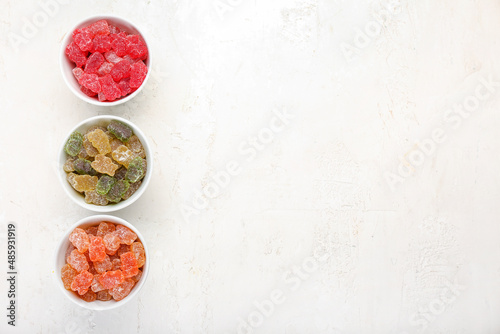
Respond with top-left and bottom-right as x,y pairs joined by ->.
74,158 -> 97,176
65,131 -> 83,157
125,157 -> 144,183
107,120 -> 133,142
105,180 -> 130,203
96,175 -> 116,195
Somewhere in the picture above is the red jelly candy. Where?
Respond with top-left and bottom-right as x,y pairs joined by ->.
116,244 -> 131,257
69,228 -> 90,253
73,29 -> 93,52
67,249 -> 89,272
126,35 -> 148,60
120,252 -> 139,278
114,225 -> 137,245
86,20 -> 110,37
92,34 -> 111,53
65,42 -> 87,67
96,290 -> 113,301
97,62 -> 114,76
71,270 -> 93,295
80,73 -> 101,93
129,61 -> 148,89
110,32 -> 128,57
110,60 -> 131,82
104,51 -> 123,64
84,52 -> 105,74
118,78 -> 133,97
109,278 -> 135,301
89,236 -> 106,262
99,75 -> 122,101
131,269 -> 142,283
99,270 -> 125,289
130,242 -> 146,268
109,25 -> 121,34
81,86 -> 97,97
72,67 -> 84,83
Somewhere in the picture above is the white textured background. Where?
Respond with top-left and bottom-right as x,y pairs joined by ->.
1,0 -> 500,333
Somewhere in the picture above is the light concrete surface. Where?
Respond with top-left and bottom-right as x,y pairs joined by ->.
1,0 -> 500,333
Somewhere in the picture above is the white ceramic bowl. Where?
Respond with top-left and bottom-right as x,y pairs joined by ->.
58,115 -> 153,212
53,215 -> 149,310
60,15 -> 152,106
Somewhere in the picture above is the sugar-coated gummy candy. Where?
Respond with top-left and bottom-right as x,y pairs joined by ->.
107,120 -> 133,142
120,252 -> 139,278
114,225 -> 137,245
88,263 -> 97,275
71,175 -> 98,192
69,228 -> 90,253
96,175 -> 116,195
93,255 -> 113,274
63,157 -> 76,172
87,129 -> 111,155
77,144 -> 90,160
99,74 -> 122,101
109,278 -> 135,301
116,244 -> 130,257
92,34 -> 111,53
104,50 -> 123,64
105,180 -> 130,203
81,86 -> 97,97
96,290 -> 113,301
74,158 -> 97,176
61,264 -> 78,290
83,136 -> 99,157
65,243 -> 76,261
86,226 -> 98,236
65,42 -> 87,67
73,67 -> 84,82
112,145 -> 135,168
79,290 -> 97,302
84,52 -> 104,74
110,60 -> 131,82
73,29 -> 93,52
126,135 -> 146,158
118,77 -> 133,96
65,131 -> 83,157
71,270 -> 94,295
109,25 -> 120,34
130,242 -> 146,268
122,180 -> 141,200
110,32 -> 128,57
99,270 -> 125,289
131,269 -> 142,283
80,73 -> 101,93
110,138 -> 123,152
86,20 -> 110,37
125,157 -> 144,183
84,190 -> 109,206
86,125 -> 107,134
129,60 -> 148,88
126,35 -> 148,60
114,167 -> 127,180
91,154 -> 119,176
97,222 -> 115,237
103,233 -> 121,255
97,61 -> 114,76
111,258 -> 121,270
67,249 -> 89,272
89,236 -> 107,262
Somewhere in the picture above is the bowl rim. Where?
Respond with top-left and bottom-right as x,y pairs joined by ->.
59,14 -> 152,106
58,115 -> 153,212
53,215 -> 149,310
